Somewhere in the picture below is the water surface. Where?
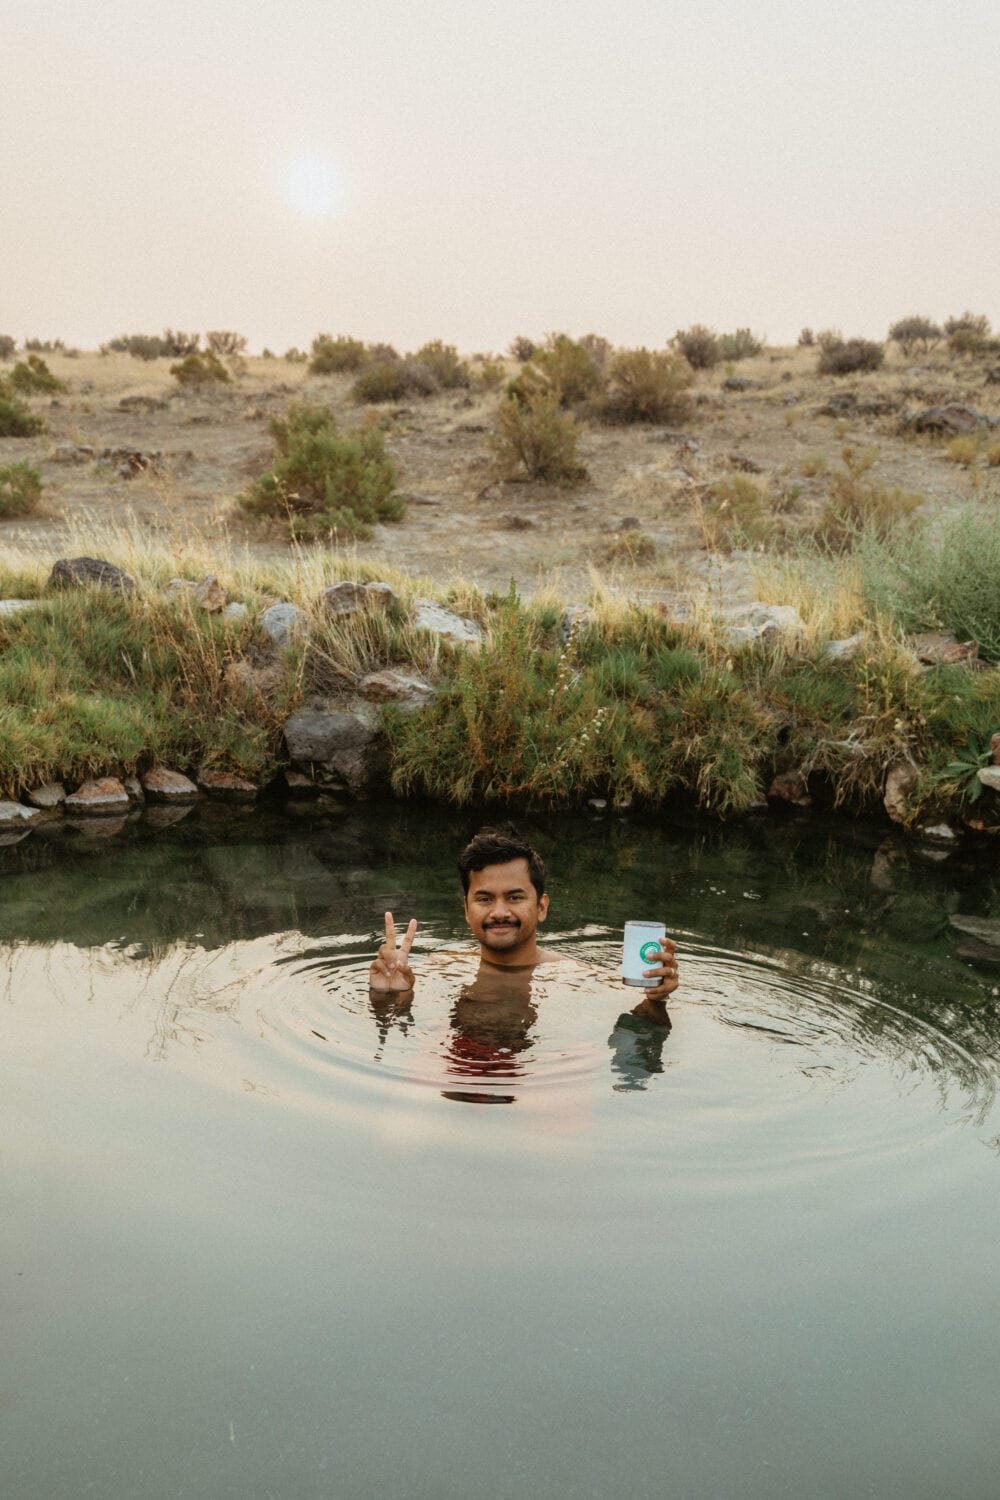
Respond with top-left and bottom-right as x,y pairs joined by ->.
3,805 -> 1000,1498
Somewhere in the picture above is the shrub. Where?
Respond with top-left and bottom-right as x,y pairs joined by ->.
102,332 -> 169,360
597,347 -> 693,424
23,338 -> 65,353
0,388 -> 45,436
412,340 -> 470,389
799,453 -> 827,478
797,328 -> 815,347
240,401 -> 401,540
703,475 -> 777,549
162,329 -> 200,356
717,328 -> 764,360
603,529 -> 657,564
0,336 -> 16,360
509,336 -> 604,409
816,338 -> 885,376
888,316 -> 942,354
859,506 -> 1000,660
205,330 -> 247,357
946,435 -> 981,466
0,462 -> 43,517
508,335 -> 537,363
309,334 -> 367,375
673,324 -> 721,370
490,388 -> 587,484
578,333 -> 614,372
817,447 -> 921,548
366,342 -> 400,364
985,442 -> 1000,469
8,355 -> 66,394
944,311 -> 991,340
284,347 -> 308,363
472,356 -> 506,392
816,328 -> 843,352
351,361 -> 409,404
170,350 -> 232,386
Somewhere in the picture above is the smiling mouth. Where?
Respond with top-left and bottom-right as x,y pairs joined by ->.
485,921 -> 519,930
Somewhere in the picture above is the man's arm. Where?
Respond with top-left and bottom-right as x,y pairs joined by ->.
369,911 -> 418,992
630,935 -> 679,1021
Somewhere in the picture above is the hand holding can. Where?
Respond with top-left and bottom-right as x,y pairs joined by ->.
622,921 -> 668,988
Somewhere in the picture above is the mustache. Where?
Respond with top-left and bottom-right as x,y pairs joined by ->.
485,918 -> 520,927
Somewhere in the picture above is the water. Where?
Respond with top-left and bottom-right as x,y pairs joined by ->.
3,804 -> 1000,1498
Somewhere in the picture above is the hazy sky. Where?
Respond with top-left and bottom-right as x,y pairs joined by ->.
3,0 -> 997,353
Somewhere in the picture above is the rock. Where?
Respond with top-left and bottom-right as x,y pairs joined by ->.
52,442 -> 94,463
193,575 -> 227,612
99,445 -> 162,477
140,768 -> 199,803
223,660 -> 283,699
0,829 -> 31,848
223,602 -> 248,625
977,766 -> 1000,792
497,514 -> 536,530
66,814 -> 129,839
767,772 -> 812,808
283,701 -> 380,796
123,775 -> 144,805
359,669 -> 434,708
260,602 -> 308,647
824,631 -> 868,662
63,777 -> 130,815
884,757 -> 919,824
912,632 -> 979,665
0,600 -> 42,618
614,516 -> 643,532
143,804 -> 195,831
119,395 -> 167,412
728,453 -> 763,473
321,580 -> 398,617
722,376 -> 752,391
720,602 -> 804,645
990,731 -> 1000,765
197,769 -> 259,801
25,782 -> 65,809
47,557 -> 137,595
412,599 -> 484,646
917,823 -> 959,844
903,403 -> 998,436
587,798 -> 608,810
559,603 -> 594,643
950,914 -> 1000,949
985,367 -> 1000,387
283,770 -> 320,798
166,578 -> 198,599
0,800 -> 40,826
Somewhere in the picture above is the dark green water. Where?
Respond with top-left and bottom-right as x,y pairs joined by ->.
3,803 -> 1000,1499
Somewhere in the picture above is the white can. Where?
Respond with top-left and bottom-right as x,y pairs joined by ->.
622,921 -> 667,987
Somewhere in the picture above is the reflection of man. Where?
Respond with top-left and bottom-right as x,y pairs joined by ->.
367,827 -> 679,1023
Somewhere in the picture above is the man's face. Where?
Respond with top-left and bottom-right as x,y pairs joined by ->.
463,858 -> 549,956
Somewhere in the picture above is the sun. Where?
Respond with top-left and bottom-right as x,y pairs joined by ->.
285,153 -> 342,221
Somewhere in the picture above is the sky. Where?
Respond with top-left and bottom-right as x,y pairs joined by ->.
3,0 -> 998,354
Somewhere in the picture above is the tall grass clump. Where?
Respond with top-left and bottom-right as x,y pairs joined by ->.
490,388 -> 587,484
858,507 -> 1000,660
717,328 -> 764,360
240,401 -> 402,539
597,348 -> 693,424
817,448 -> 922,549
309,334 -> 367,374
0,462 -> 43,517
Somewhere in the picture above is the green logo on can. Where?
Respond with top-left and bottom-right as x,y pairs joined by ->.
639,940 -> 661,962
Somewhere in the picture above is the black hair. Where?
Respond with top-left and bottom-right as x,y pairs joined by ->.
458,825 -> 547,900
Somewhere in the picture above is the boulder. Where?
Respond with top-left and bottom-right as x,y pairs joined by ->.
140,768 -> 199,803
25,782 -> 65,809
990,731 -> 1000,765
884,757 -> 918,824
0,600 -> 43,618
0,800 -> 40,826
903,403 -> 998,436
912,632 -> 979,665
321,580 -> 398,617
977,766 -> 1000,792
824,631 -> 868,662
767,772 -> 811,808
223,602 -> 248,625
283,701 -> 380,796
412,599 -> 484,647
260,602 -> 308,647
63,777 -> 131,815
52,442 -> 94,464
197,769 -> 259,801
47,557 -> 137,595
359,669 -> 434,708
193,575 -> 228,612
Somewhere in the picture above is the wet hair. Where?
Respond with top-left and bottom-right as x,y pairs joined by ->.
458,826 -> 547,900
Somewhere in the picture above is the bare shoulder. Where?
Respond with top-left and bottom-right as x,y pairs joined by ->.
534,948 -> 589,967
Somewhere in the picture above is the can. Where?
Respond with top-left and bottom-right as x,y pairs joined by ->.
622,921 -> 667,987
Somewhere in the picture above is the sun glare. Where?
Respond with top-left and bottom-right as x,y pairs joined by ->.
286,153 -> 342,221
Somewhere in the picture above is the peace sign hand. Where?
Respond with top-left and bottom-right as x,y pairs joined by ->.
369,911 -> 418,992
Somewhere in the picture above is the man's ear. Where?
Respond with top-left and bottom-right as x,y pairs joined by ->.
538,893 -> 550,923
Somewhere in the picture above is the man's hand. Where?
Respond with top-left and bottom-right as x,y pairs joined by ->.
369,911 -> 417,992
632,935 -> 678,1016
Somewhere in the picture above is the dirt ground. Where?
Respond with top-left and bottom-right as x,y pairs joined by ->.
2,345 -> 998,603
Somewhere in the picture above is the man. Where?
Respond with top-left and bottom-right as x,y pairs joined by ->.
368,827 -> 679,1023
